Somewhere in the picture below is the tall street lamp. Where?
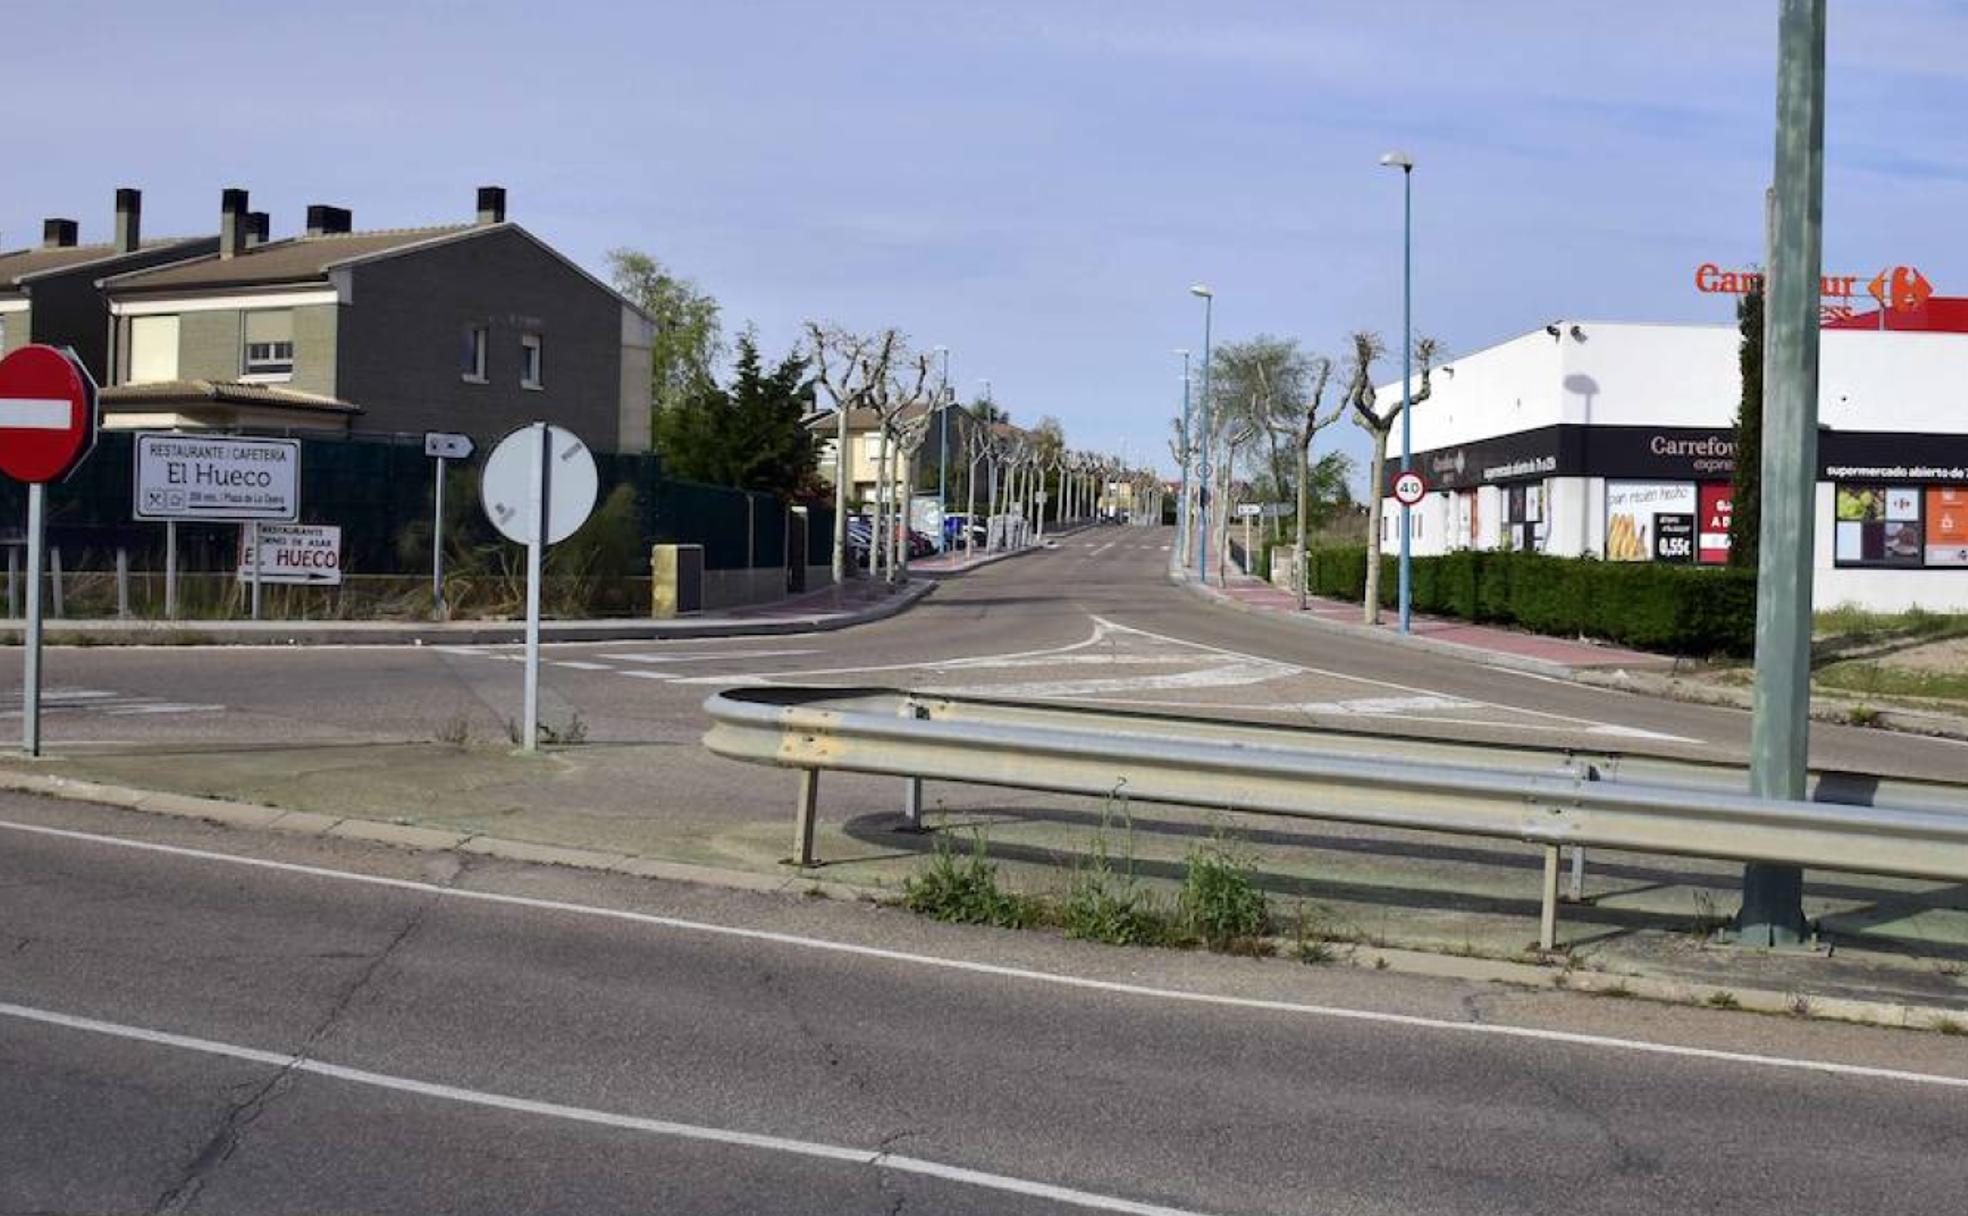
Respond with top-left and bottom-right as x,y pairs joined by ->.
1380,150 -> 1415,633
933,344 -> 951,552
1174,348 -> 1191,569
1189,284 -> 1213,582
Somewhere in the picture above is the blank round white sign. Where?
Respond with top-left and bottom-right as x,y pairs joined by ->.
480,423 -> 599,546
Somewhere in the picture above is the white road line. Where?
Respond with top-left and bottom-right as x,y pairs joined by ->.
1482,665 -> 1577,686
0,817 -> 1961,1093
551,661 -> 615,671
611,649 -> 817,664
617,671 -> 679,682
0,1000 -> 1215,1216
1094,617 -> 1699,744
431,646 -> 492,657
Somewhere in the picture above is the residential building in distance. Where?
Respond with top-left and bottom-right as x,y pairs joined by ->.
0,189 -> 217,384
98,187 -> 654,451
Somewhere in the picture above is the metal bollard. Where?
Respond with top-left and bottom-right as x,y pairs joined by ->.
116,548 -> 130,619
48,546 -> 63,618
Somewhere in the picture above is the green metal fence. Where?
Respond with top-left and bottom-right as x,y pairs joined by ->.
0,432 -> 830,579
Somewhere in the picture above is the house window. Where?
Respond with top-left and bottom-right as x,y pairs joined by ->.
520,333 -> 543,389
128,314 -> 180,384
462,326 -> 488,382
242,310 -> 294,378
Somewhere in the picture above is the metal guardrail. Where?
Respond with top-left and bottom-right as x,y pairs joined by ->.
702,686 -> 1968,949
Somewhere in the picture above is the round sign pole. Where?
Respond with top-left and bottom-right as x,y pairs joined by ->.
522,423 -> 551,752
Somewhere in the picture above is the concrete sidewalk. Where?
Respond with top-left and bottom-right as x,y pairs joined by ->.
0,576 -> 933,647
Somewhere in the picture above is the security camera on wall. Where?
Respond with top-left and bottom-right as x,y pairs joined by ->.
1544,323 -> 1561,339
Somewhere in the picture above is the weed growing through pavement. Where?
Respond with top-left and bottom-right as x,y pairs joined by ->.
435,712 -> 472,747
1060,800 -> 1176,947
1689,889 -> 1729,939
1179,832 -> 1270,953
1288,903 -> 1348,965
1705,990 -> 1742,1010
902,829 -> 1039,929
1786,991 -> 1813,1018
1934,1016 -> 1966,1037
506,711 -> 589,747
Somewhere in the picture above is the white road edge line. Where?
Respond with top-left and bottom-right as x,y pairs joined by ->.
0,999 -> 1214,1216
0,817 -> 1962,1092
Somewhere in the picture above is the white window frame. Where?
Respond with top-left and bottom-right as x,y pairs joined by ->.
240,309 -> 296,381
463,326 -> 488,383
520,332 -> 543,390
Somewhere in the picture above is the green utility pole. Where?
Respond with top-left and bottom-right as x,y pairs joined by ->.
1740,0 -> 1825,947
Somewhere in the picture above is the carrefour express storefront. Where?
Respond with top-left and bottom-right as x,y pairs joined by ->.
1378,320 -> 1968,612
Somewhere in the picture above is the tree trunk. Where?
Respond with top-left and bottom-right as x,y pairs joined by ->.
1363,431 -> 1388,625
1295,435 -> 1310,611
965,457 -> 979,562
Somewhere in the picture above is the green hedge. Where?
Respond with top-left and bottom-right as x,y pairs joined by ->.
1301,547 -> 1756,656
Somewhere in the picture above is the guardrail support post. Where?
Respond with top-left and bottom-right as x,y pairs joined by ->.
902,777 -> 924,831
1540,845 -> 1561,952
791,768 -> 820,868
1567,846 -> 1586,903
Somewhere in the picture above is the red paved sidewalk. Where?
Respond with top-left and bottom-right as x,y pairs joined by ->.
1202,570 -> 1678,672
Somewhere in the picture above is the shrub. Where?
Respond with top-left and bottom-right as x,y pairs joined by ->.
902,832 -> 1038,929
1300,545 -> 1756,656
1179,839 -> 1269,950
1061,861 -> 1173,947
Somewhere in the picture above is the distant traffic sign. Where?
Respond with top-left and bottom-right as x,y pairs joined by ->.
0,345 -> 96,484
424,431 -> 475,460
1392,470 -> 1427,507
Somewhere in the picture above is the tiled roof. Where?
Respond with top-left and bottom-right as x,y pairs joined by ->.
0,238 -> 206,290
100,379 -> 359,413
105,226 -> 475,293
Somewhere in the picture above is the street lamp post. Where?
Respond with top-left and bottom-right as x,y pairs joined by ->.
1190,285 -> 1214,582
1380,150 -> 1415,634
1174,349 -> 1191,569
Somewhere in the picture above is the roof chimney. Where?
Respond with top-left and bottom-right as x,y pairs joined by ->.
219,187 -> 249,259
246,211 -> 271,248
42,218 -> 78,250
114,188 -> 142,254
305,204 -> 352,237
476,186 -> 507,226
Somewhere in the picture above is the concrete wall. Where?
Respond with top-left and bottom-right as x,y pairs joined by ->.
290,302 -> 339,398
336,227 -> 627,451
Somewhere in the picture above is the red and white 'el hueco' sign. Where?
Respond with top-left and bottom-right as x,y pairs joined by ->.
0,344 -> 97,484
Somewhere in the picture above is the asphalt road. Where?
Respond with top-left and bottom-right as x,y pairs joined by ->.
4,794 -> 1968,1215
9,525 -> 1966,782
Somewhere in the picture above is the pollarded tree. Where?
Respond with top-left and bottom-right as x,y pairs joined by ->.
1344,330 -> 1439,626
1279,355 -> 1340,610
806,323 -> 900,582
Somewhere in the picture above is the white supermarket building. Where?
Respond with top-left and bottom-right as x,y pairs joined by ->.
1374,312 -> 1968,612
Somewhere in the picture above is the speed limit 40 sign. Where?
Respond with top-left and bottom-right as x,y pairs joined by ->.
1392,470 -> 1428,506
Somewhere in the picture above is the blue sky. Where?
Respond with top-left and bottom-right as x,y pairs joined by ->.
7,1 -> 1967,485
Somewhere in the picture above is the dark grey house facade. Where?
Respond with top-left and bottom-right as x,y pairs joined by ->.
98,187 -> 654,452
0,189 -> 217,385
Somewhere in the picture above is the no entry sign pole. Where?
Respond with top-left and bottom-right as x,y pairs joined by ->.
0,344 -> 100,757
22,483 -> 45,755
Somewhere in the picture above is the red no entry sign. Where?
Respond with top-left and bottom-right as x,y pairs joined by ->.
0,344 -> 98,484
